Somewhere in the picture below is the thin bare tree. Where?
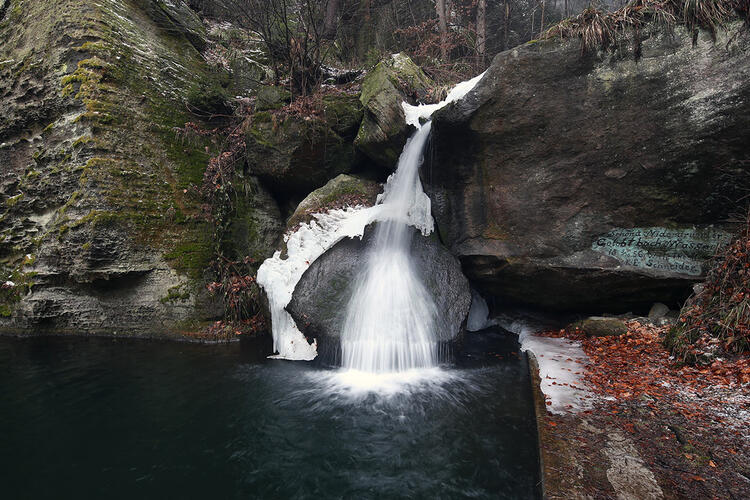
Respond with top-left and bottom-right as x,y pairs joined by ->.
323,0 -> 340,39
436,0 -> 449,61
540,0 -> 546,38
503,1 -> 510,50
476,0 -> 487,67
221,0 -> 331,96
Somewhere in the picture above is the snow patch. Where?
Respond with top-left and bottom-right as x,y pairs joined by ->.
402,71 -> 486,128
257,207 -> 383,360
499,320 -> 593,414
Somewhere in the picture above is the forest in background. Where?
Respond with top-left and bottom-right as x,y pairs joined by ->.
185,0 -> 624,90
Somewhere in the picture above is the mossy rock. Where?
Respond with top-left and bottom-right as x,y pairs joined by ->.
255,86 -> 292,111
571,317 -> 628,337
186,74 -> 231,116
287,174 -> 381,229
0,0 -> 258,336
222,175 -> 283,263
246,94 -> 364,196
230,55 -> 268,97
322,93 -> 364,139
145,0 -> 207,51
355,52 -> 434,170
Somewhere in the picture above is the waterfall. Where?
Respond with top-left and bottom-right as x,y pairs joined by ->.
256,69 -> 485,363
340,123 -> 438,373
341,72 -> 487,373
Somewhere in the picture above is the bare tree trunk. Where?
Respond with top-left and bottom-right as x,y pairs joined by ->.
503,1 -> 509,50
476,0 -> 486,68
323,0 -> 339,40
436,0 -> 448,61
540,0 -> 545,38
565,0 -> 568,17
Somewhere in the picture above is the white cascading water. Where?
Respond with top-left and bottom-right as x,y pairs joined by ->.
341,72 -> 486,373
256,64 -> 485,370
340,123 -> 438,373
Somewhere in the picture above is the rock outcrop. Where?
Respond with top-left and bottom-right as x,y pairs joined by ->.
246,92 -> 364,197
286,174 -> 381,229
287,226 -> 471,359
355,53 -> 434,170
0,0 -> 282,336
428,23 -> 750,312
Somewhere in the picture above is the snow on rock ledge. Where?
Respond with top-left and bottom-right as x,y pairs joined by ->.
502,318 -> 594,414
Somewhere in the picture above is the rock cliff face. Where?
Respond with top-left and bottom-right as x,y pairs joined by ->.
0,0 -> 281,336
428,24 -> 750,311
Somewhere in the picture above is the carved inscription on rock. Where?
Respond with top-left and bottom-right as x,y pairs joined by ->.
592,227 -> 731,276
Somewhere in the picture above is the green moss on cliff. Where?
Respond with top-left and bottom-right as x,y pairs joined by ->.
44,0 -> 220,278
0,256 -> 37,318
0,0 -> 284,332
163,239 -> 213,280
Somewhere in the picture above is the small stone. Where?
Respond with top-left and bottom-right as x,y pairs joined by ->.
648,302 -> 670,320
572,317 -> 628,337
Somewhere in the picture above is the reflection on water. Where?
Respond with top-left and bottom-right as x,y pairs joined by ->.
0,328 -> 540,499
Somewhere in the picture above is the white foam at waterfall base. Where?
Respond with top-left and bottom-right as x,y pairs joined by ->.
257,70 -> 486,364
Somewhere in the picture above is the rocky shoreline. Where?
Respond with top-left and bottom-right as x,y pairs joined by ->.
528,320 -> 749,499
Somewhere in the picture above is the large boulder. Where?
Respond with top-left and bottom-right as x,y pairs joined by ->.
427,23 -> 750,312
246,92 -> 364,196
287,226 -> 471,358
355,53 -> 434,170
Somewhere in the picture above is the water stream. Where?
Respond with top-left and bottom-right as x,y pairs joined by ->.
340,72 -> 486,373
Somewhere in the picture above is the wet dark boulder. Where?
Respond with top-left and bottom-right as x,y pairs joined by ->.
428,23 -> 750,312
287,226 -> 471,360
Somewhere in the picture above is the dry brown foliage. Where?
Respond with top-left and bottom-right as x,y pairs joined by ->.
544,0 -> 749,54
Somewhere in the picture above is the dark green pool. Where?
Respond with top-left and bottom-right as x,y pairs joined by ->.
0,328 -> 540,499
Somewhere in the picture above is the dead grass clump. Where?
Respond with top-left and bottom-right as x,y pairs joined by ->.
666,214 -> 750,364
544,0 -> 747,54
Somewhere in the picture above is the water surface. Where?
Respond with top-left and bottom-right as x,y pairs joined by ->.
0,329 -> 540,499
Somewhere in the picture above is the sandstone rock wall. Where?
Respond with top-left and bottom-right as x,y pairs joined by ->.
428,24 -> 750,311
